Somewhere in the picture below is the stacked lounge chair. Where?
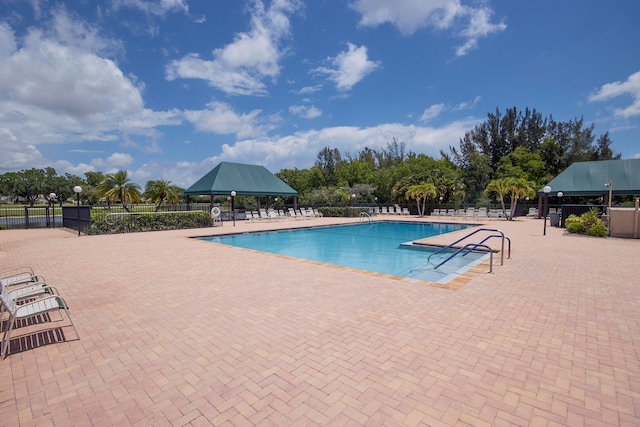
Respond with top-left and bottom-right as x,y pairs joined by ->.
0,266 -> 78,359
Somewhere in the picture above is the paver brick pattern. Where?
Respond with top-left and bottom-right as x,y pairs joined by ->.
1,216 -> 639,426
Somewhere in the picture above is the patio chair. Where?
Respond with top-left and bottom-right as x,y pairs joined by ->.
0,266 -> 43,289
313,208 -> 323,218
1,284 -> 78,359
259,209 -> 270,221
381,207 -> 388,214
402,207 -> 410,215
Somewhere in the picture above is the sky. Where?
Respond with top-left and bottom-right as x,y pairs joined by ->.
1,0 -> 639,189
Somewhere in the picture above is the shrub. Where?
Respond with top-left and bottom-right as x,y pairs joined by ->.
566,221 -> 586,234
317,206 -> 369,217
587,224 -> 609,237
581,208 -> 602,230
89,211 -> 212,234
564,210 -> 608,237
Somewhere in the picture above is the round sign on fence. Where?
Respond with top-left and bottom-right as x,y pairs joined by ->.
211,206 -> 221,218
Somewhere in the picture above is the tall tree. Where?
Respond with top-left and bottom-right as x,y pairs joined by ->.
506,178 -> 536,220
315,147 -> 343,185
484,178 -> 512,218
405,183 -> 436,217
145,180 -> 180,211
98,171 -> 141,212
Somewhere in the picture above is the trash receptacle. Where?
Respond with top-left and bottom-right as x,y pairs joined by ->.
550,212 -> 560,227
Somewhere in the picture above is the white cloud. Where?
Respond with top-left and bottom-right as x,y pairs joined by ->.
313,43 -> 381,91
289,104 -> 322,119
295,84 -> 323,95
0,10 -> 182,174
589,70 -> 640,118
166,0 -> 302,96
419,96 -> 480,122
419,103 -> 445,122
111,0 -> 189,16
183,101 -> 275,139
350,0 -> 506,56
0,127 -> 45,171
91,152 -> 134,169
213,118 -> 482,174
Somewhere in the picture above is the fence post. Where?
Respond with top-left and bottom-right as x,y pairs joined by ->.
24,206 -> 29,229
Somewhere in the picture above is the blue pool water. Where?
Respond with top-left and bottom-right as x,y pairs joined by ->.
199,221 -> 488,283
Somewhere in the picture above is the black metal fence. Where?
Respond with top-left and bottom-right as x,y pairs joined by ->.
0,203 -> 215,231
0,206 -> 62,229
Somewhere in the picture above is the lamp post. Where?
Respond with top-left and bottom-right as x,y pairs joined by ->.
73,186 -> 82,236
557,191 -> 563,228
230,190 -> 236,226
605,181 -> 612,235
49,192 -> 56,228
543,185 -> 551,235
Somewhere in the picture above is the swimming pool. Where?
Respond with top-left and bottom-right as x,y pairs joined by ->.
199,221 -> 489,284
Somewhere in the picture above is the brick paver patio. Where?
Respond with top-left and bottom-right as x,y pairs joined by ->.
1,216 -> 639,426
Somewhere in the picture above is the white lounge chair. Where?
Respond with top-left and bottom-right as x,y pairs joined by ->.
0,266 -> 44,289
1,283 -> 78,359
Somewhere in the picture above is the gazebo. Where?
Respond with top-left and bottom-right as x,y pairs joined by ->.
184,161 -> 298,209
537,158 -> 640,231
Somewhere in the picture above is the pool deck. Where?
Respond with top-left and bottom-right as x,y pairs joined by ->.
1,215 -> 639,426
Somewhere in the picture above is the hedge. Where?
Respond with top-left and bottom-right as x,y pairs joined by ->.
89,211 -> 213,234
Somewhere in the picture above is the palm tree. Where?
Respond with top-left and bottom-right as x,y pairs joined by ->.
484,178 -> 511,218
145,180 -> 180,211
405,183 -> 437,217
506,178 -> 536,221
98,170 -> 141,212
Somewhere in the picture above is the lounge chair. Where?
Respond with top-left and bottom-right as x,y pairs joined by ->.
313,208 -> 323,218
0,266 -> 45,289
402,208 -> 410,215
259,209 -> 270,221
1,283 -> 78,359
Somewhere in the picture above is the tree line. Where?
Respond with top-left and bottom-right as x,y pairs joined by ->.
0,107 -> 620,214
0,168 -> 180,212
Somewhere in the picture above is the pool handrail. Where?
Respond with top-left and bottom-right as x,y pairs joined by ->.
360,211 -> 372,222
433,243 -> 494,273
459,234 -> 510,265
426,227 -> 509,266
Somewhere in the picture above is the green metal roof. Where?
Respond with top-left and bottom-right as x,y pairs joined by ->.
184,162 -> 298,196
539,159 -> 640,196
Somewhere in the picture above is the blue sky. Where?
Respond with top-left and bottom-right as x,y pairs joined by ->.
1,0 -> 639,188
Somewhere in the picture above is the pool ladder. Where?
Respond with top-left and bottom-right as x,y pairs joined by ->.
426,228 -> 511,274
360,211 -> 372,222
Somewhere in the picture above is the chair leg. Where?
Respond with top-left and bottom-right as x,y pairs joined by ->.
1,316 -> 17,359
